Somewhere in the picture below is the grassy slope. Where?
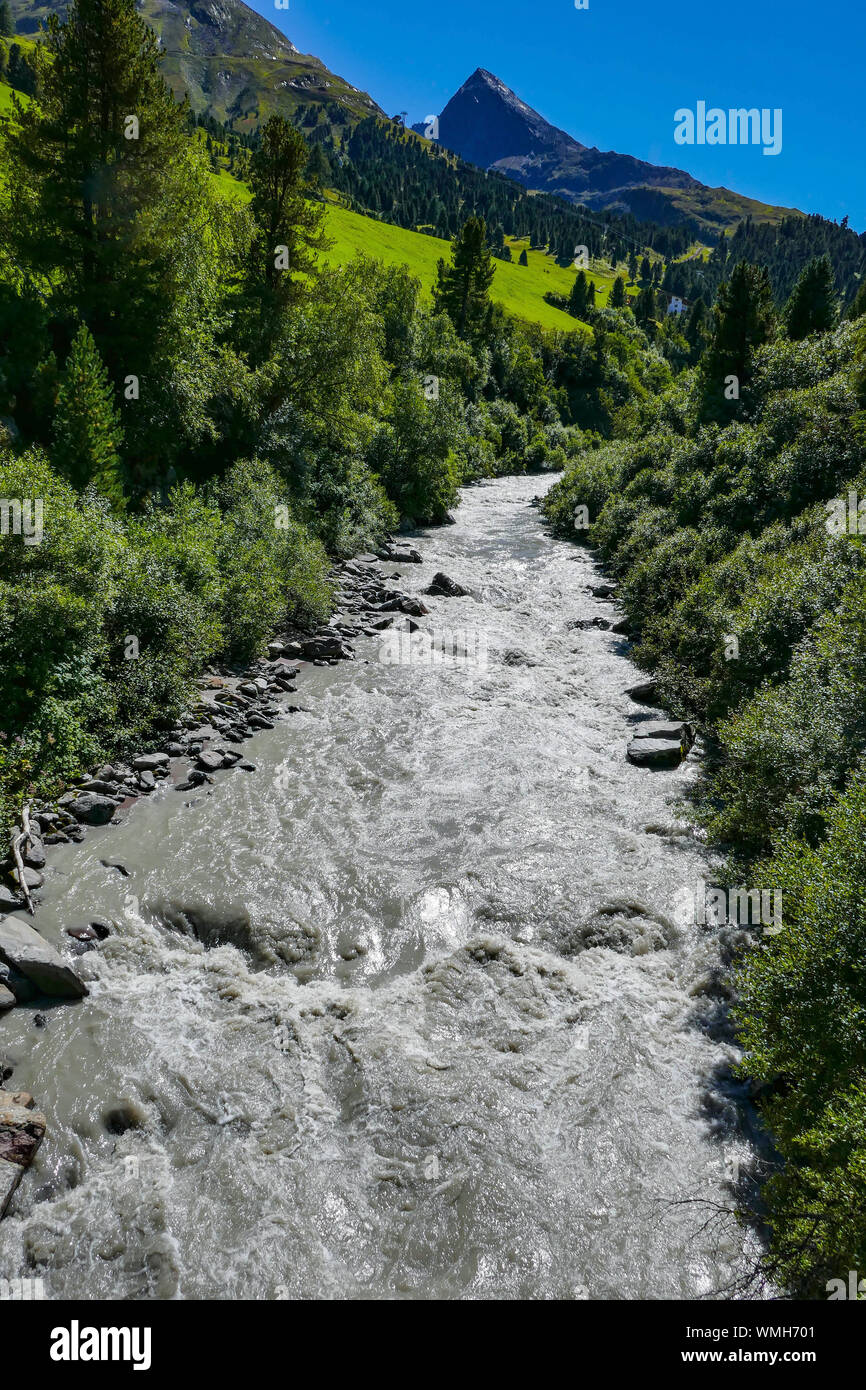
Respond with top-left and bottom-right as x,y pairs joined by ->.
216,174 -> 594,335
0,77 -> 603,338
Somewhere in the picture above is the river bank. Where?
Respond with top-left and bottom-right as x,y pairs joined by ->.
0,473 -> 766,1299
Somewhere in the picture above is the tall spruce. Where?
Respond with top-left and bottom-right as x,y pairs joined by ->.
699,261 -> 775,419
609,275 -> 627,309
1,0 -> 208,385
784,254 -> 838,339
433,216 -> 495,339
52,323 -> 124,503
248,116 -> 327,304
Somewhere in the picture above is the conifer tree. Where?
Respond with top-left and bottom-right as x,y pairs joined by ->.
699,261 -> 775,419
568,269 -> 590,318
518,248 -> 528,267
2,0 -> 207,383
609,275 -> 627,309
52,323 -> 124,504
433,216 -> 495,339
784,254 -> 838,339
248,116 -> 328,308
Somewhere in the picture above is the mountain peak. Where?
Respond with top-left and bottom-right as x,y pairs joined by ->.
435,67 -> 579,171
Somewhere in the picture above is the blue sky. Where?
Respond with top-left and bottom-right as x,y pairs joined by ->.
253,0 -> 865,230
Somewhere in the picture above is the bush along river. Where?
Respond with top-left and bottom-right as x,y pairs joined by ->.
0,472 -> 767,1300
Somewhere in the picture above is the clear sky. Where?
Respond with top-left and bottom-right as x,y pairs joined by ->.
252,0 -> 865,231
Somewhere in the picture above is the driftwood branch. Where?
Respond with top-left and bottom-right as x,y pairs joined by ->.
10,802 -> 35,916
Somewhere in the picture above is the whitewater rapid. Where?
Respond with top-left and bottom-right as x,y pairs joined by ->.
0,473 -> 761,1300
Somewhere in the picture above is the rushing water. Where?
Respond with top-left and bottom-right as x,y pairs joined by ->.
0,473 -> 762,1300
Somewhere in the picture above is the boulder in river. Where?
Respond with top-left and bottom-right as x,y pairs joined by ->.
627,736 -> 687,768
68,792 -> 115,825
0,915 -> 88,999
625,678 -> 659,705
133,753 -> 170,772
301,635 -> 346,660
196,749 -> 224,773
1,1090 -> 47,1218
425,572 -> 469,598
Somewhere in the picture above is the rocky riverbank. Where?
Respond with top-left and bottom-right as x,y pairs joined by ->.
0,534 -> 473,1212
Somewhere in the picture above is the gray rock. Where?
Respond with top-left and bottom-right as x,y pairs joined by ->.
6,866 -> 44,892
22,837 -> 46,870
632,720 -> 693,747
196,750 -> 224,773
425,572 -> 469,598
68,793 -> 115,825
590,582 -> 617,598
0,916 -> 88,999
625,678 -> 659,705
301,636 -> 347,660
136,770 -> 156,791
626,738 -> 686,768
0,1091 -> 47,1218
133,753 -> 170,772
0,983 -> 14,1011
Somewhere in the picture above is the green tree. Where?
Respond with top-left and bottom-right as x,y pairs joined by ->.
699,261 -> 775,419
1,0 -> 209,384
518,248 -> 528,267
609,275 -> 627,309
683,295 -> 710,362
433,215 -> 495,340
568,269 -> 591,318
634,283 -> 656,327
52,323 -> 124,503
847,279 -> 866,321
304,141 -> 330,194
0,2 -> 13,37
248,116 -> 327,308
784,254 -> 838,340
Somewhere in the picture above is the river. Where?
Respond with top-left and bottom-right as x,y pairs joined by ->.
0,472 -> 762,1300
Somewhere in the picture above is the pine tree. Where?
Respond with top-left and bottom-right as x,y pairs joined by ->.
700,261 -> 775,419
634,283 -> 656,327
784,254 -> 837,339
433,216 -> 495,339
847,279 -> 866,321
305,142 -> 330,193
2,0 -> 206,385
0,2 -> 12,37
248,115 -> 328,310
568,269 -> 590,318
518,248 -> 528,267
684,295 -> 710,361
627,250 -> 639,283
52,323 -> 124,503
609,275 -> 627,309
